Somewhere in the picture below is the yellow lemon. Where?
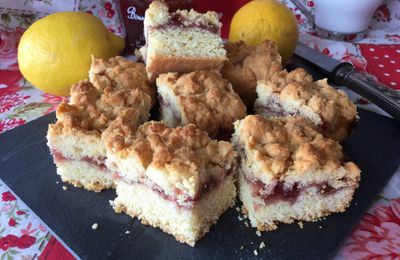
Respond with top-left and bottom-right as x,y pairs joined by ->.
229,0 -> 299,62
18,12 -> 125,96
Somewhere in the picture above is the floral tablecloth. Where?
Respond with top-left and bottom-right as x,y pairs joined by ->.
0,0 -> 399,259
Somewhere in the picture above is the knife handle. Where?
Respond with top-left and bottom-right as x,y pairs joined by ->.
334,64 -> 400,121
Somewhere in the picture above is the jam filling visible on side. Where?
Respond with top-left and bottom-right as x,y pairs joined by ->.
114,168 -> 233,209
247,176 -> 339,205
259,100 -> 337,132
153,13 -> 220,34
256,101 -> 292,118
51,149 -> 107,171
158,96 -> 182,125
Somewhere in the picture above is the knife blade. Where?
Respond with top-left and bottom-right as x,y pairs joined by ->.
294,43 -> 400,121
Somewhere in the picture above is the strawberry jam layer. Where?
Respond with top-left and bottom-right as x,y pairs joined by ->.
51,149 -> 107,171
246,176 -> 339,205
158,96 -> 182,124
114,168 -> 233,209
256,103 -> 290,118
154,13 -> 220,34
258,102 -> 348,136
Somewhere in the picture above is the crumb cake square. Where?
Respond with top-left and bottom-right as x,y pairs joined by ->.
102,121 -> 237,246
254,68 -> 358,141
140,1 -> 226,82
47,56 -> 153,192
157,70 -> 247,139
232,115 -> 360,231
221,40 -> 282,107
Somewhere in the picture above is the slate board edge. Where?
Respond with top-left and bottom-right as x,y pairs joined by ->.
0,109 -> 399,259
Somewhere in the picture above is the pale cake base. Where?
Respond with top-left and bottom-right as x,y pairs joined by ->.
113,175 -> 236,246
238,172 -> 356,231
47,124 -> 106,162
56,160 -> 114,192
143,26 -> 225,82
158,84 -> 181,128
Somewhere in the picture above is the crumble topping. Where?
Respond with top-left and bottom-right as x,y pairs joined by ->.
157,70 -> 247,137
257,68 -> 357,138
103,121 -> 237,196
53,56 -> 152,134
101,109 -> 143,152
89,56 -> 156,106
233,115 -> 360,177
221,40 -> 282,106
144,1 -> 221,29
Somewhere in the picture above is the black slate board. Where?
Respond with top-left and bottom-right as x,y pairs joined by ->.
1,108 -> 400,259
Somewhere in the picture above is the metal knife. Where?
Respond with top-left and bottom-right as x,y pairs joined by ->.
294,43 -> 400,121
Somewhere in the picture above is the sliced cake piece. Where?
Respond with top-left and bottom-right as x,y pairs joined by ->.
140,1 -> 226,82
102,121 -> 237,246
232,115 -> 360,231
254,68 -> 358,141
157,70 -> 247,139
221,40 -> 282,107
47,56 -> 152,192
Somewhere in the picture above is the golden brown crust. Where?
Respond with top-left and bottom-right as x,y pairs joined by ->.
146,55 -> 224,83
61,178 -> 115,193
103,121 -> 237,191
113,177 -> 235,246
89,56 -> 156,106
157,70 -> 247,138
101,109 -> 143,153
53,56 -> 152,135
114,203 -> 203,246
257,68 -> 358,141
221,40 -> 282,107
252,207 -> 347,232
233,115 -> 360,178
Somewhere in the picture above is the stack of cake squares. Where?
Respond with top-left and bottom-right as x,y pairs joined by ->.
47,0 -> 360,246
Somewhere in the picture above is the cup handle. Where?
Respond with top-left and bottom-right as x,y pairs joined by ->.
289,0 -> 315,28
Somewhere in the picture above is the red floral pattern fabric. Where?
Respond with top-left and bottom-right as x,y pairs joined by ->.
0,0 -> 399,259
0,186 -> 51,259
342,199 -> 400,259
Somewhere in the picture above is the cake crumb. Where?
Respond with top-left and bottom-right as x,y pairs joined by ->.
256,230 -> 261,237
298,221 -> 304,229
253,249 -> 258,256
56,181 -> 59,184
62,186 -> 67,190
251,241 -> 253,245
259,241 -> 266,249
319,225 -> 322,229
240,245 -> 243,250
236,207 -> 240,212
92,223 -> 98,230
125,230 -> 130,234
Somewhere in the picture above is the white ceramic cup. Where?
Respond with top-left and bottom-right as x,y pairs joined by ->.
314,0 -> 383,34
